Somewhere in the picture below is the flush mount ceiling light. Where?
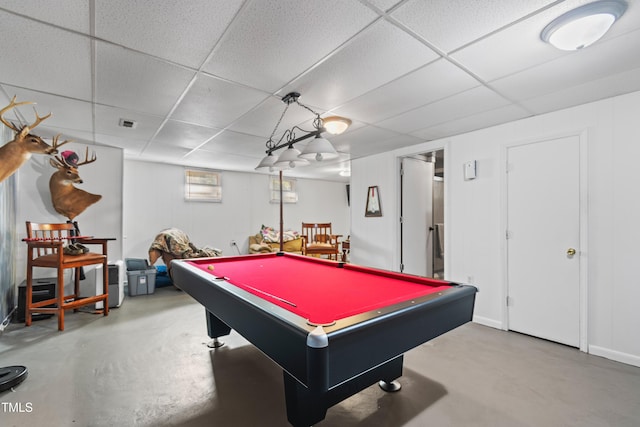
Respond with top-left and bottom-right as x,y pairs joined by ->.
541,0 -> 627,51
255,92 -> 351,172
322,116 -> 352,135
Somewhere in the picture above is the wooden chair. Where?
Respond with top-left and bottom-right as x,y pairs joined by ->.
25,221 -> 110,331
341,236 -> 350,262
300,223 -> 342,261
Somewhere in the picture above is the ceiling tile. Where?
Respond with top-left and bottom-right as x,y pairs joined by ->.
377,86 -> 511,133
0,86 -> 92,133
37,126 -> 95,147
94,0 -> 244,68
333,59 -> 480,124
283,20 -> 440,109
182,148 -> 263,173
332,125 -> 423,158
0,11 -> 92,100
200,129 -> 266,158
229,95 -> 319,139
94,105 -> 165,140
521,66 -> 640,115
363,0 -> 405,13
0,0 -> 90,34
412,104 -> 531,140
171,74 -> 269,128
491,29 -> 640,102
450,8 -> 565,82
133,144 -> 192,163
95,41 -> 196,116
151,120 -> 221,150
391,0 -> 556,53
202,0 -> 378,91
95,133 -> 149,154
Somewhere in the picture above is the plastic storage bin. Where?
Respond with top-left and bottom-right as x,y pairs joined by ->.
125,258 -> 156,296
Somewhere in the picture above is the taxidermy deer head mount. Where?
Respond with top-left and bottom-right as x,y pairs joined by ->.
0,95 -> 68,183
49,144 -> 102,220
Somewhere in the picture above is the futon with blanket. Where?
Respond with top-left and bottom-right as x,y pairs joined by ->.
148,228 -> 222,276
248,225 -> 303,254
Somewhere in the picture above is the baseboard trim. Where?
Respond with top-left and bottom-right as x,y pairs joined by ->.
589,345 -> 640,367
472,315 -> 502,330
469,318 -> 640,368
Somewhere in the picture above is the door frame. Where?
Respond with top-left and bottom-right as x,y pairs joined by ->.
399,156 -> 435,276
500,130 -> 589,352
396,142 -> 449,276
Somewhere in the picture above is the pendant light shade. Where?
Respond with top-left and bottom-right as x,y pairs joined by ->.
274,146 -> 309,169
255,153 -> 277,170
298,135 -> 339,161
255,153 -> 287,172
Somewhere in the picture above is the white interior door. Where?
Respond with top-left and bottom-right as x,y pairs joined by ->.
506,135 -> 581,347
401,157 -> 433,276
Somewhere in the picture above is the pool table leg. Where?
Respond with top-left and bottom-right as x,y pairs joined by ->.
283,355 -> 404,426
283,372 -> 328,427
205,309 -> 232,348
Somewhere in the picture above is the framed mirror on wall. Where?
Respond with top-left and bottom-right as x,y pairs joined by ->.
365,186 -> 382,217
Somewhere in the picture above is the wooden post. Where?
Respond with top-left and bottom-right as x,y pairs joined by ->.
279,170 -> 284,252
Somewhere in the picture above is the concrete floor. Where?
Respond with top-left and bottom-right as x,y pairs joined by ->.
1,286 -> 639,427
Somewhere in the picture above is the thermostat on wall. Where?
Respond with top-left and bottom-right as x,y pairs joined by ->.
464,160 -> 477,180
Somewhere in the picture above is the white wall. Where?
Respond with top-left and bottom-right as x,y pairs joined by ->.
123,160 -> 350,262
350,90 -> 640,367
350,153 -> 399,271
14,143 -> 124,287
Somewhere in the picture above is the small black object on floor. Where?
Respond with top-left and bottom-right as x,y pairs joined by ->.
0,366 -> 28,392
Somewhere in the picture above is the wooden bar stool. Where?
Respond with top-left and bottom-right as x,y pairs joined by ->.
24,221 -> 110,331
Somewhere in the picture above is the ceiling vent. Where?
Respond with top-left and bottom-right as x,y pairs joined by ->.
119,118 -> 137,129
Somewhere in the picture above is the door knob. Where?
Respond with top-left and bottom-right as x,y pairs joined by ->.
566,248 -> 576,256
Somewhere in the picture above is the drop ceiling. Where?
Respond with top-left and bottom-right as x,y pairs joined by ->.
1,0 -> 639,182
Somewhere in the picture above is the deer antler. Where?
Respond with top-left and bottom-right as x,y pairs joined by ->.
0,96 -> 59,183
28,108 -> 52,131
76,147 -> 97,167
51,134 -> 72,152
0,96 -> 34,132
50,153 -> 68,169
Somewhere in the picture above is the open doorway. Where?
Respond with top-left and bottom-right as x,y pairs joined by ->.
400,149 -> 444,278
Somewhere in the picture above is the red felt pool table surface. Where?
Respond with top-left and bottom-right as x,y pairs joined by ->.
186,253 -> 453,325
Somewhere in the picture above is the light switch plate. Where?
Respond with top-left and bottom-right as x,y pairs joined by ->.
464,160 -> 477,180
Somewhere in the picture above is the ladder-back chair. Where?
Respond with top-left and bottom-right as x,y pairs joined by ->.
24,221 -> 110,331
300,222 -> 341,261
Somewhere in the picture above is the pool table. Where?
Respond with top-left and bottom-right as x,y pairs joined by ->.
171,252 -> 476,426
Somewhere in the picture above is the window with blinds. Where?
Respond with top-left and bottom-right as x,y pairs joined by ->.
270,176 -> 298,203
185,169 -> 222,202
